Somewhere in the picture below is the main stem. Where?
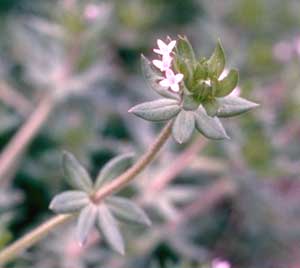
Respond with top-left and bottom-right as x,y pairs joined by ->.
0,121 -> 173,265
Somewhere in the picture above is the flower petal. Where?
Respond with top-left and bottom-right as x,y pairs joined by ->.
171,83 -> 179,92
175,73 -> 184,83
153,48 -> 163,55
152,60 -> 163,71
159,79 -> 170,88
167,40 -> 176,51
157,39 -> 167,51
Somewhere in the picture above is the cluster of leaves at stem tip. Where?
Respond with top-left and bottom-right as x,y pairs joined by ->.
49,152 -> 151,255
129,35 -> 259,143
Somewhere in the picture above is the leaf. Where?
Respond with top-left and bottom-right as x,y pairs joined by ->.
97,205 -> 125,255
194,106 -> 229,140
215,69 -> 239,97
63,152 -> 93,193
129,99 -> 181,122
203,98 -> 219,116
172,110 -> 195,144
95,153 -> 135,190
216,96 -> 259,117
106,196 -> 151,226
193,62 -> 208,81
49,190 -> 90,214
175,35 -> 196,65
207,40 -> 225,78
141,55 -> 179,100
76,204 -> 97,246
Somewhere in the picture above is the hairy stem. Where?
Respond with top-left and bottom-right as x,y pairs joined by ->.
0,215 -> 73,266
0,121 -> 173,265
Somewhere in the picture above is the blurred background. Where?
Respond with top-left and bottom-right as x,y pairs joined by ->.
0,0 -> 300,267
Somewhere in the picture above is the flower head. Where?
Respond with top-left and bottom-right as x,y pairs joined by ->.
159,69 -> 184,92
153,39 -> 176,56
152,54 -> 173,72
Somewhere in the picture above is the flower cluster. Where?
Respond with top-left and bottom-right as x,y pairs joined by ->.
152,39 -> 184,92
130,36 -> 258,144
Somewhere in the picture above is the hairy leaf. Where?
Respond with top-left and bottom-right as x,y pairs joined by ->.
63,152 -> 93,193
172,110 -> 195,144
129,99 -> 180,121
49,190 -> 90,214
97,205 -> 125,255
216,96 -> 259,117
106,196 -> 151,226
194,106 -> 229,140
95,153 -> 134,190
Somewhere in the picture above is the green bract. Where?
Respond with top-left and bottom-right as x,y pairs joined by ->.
130,36 -> 259,143
49,152 -> 151,254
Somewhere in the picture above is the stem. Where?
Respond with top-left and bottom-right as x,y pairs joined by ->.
92,120 -> 173,202
0,121 -> 173,265
0,95 -> 55,185
0,215 -> 73,265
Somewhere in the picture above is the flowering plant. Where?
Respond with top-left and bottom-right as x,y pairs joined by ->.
130,36 -> 258,143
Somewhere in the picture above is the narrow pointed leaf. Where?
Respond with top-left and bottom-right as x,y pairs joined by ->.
97,205 -> 125,255
172,110 -> 195,144
141,55 -> 179,100
176,35 -> 196,64
194,106 -> 229,140
106,196 -> 151,226
95,153 -> 134,190
207,41 -> 225,77
216,96 -> 259,117
129,99 -> 180,122
63,152 -> 93,192
215,69 -> 239,97
49,190 -> 90,214
76,204 -> 97,246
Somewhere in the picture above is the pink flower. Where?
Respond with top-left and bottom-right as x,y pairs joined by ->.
159,69 -> 184,92
153,39 -> 176,56
152,54 -> 173,72
212,258 -> 231,268
272,41 -> 293,62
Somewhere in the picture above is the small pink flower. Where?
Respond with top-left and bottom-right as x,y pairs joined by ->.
154,39 -> 176,56
152,54 -> 173,72
272,41 -> 293,62
212,258 -> 231,268
159,69 -> 184,92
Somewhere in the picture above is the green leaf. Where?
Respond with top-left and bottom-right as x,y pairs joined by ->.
95,153 -> 134,190
203,98 -> 219,116
207,40 -> 225,78
97,205 -> 125,255
141,55 -> 179,100
76,204 -> 97,246
193,62 -> 208,81
172,110 -> 195,144
129,99 -> 181,122
49,191 -> 90,214
215,69 -> 239,97
63,152 -> 93,193
106,196 -> 151,226
182,94 -> 199,111
194,106 -> 229,140
175,35 -> 196,64
216,96 -> 259,117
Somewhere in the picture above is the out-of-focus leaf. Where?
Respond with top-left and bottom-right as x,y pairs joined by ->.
215,69 -> 239,97
141,55 -> 179,100
63,152 -> 93,193
106,196 -> 151,226
76,204 -> 97,246
216,96 -> 259,117
194,106 -> 229,140
129,99 -> 180,121
49,190 -> 90,213
207,41 -> 225,77
172,110 -> 195,143
97,205 -> 125,255
95,153 -> 134,190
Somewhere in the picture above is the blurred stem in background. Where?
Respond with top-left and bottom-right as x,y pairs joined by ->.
0,120 -> 173,265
